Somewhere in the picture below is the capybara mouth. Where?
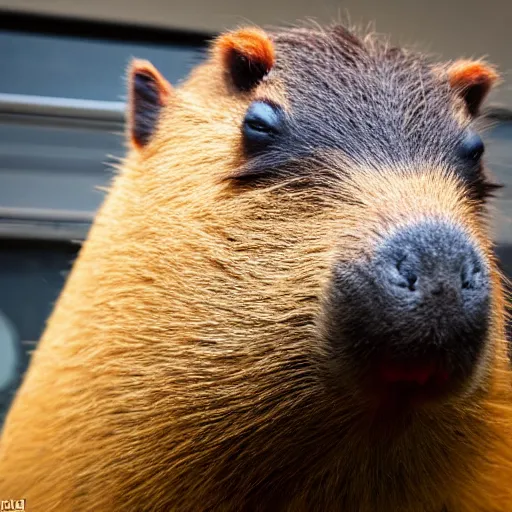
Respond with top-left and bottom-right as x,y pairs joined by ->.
371,359 -> 452,408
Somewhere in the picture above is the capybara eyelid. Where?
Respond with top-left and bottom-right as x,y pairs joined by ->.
458,131 -> 485,163
242,100 -> 285,154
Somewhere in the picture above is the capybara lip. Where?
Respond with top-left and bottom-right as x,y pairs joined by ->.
371,360 -> 452,408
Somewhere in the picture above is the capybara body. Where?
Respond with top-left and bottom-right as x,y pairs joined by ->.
1,24 -> 512,511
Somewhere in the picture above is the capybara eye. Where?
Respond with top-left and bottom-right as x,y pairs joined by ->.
242,100 -> 284,151
459,131 -> 485,163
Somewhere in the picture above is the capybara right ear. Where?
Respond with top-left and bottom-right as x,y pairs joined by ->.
214,27 -> 275,92
446,60 -> 499,117
128,59 -> 173,149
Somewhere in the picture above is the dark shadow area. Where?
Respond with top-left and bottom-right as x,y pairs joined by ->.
0,240 -> 79,422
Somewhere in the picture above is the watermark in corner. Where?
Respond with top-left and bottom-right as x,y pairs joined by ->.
1,500 -> 26,511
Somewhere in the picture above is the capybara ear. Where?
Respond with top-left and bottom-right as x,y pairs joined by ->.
128,59 -> 173,149
214,27 -> 275,92
446,60 -> 499,116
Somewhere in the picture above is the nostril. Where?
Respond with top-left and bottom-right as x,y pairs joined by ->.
461,274 -> 471,290
460,257 -> 482,290
395,256 -> 418,291
406,273 -> 418,291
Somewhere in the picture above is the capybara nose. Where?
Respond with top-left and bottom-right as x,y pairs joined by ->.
363,221 -> 491,394
382,222 -> 489,302
377,221 -> 489,311
368,220 -> 491,372
330,220 -> 491,396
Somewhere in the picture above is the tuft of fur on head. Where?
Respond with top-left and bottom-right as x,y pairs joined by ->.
0,23 -> 511,512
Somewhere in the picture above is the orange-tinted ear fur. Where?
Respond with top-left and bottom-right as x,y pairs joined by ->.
214,27 -> 275,91
447,60 -> 499,116
128,59 -> 173,149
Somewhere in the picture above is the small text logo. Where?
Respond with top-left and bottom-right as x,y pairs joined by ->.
1,500 -> 25,511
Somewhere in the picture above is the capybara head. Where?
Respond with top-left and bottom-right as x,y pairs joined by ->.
112,24 -> 508,509
2,23 -> 510,512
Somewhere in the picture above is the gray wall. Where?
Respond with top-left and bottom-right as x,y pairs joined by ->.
0,0 -> 511,107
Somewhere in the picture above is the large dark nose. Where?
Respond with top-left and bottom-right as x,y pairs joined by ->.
375,221 -> 489,319
329,220 -> 491,393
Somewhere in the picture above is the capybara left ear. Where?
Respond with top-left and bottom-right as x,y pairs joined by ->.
128,59 -> 173,149
214,27 -> 275,92
447,60 -> 499,116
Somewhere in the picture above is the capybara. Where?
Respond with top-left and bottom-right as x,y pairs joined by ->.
1,23 -> 511,512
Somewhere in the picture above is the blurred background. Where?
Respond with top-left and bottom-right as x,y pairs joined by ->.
0,1 -> 510,424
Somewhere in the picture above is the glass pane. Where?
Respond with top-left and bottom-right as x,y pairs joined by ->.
0,31 -> 204,100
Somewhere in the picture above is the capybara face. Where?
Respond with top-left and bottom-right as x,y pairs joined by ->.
131,26 -> 500,416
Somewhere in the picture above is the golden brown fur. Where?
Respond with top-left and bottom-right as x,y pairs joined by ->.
0,24 -> 511,511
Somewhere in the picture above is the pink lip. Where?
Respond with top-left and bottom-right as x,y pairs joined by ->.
373,361 -> 451,408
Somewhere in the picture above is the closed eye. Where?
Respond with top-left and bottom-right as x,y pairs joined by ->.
456,130 -> 503,201
242,100 -> 285,153
458,131 -> 485,163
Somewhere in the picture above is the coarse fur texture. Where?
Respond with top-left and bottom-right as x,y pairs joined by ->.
0,23 -> 511,511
